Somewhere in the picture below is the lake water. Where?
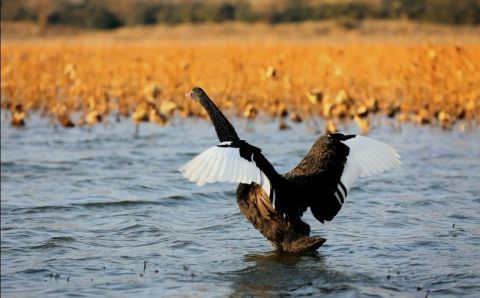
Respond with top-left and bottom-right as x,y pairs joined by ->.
1,114 -> 480,297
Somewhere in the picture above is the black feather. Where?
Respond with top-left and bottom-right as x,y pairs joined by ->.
188,88 -> 367,252
284,133 -> 354,222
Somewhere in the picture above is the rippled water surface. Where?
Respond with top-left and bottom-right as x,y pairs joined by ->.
2,114 -> 480,297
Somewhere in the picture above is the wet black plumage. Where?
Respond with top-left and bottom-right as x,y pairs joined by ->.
181,87 -> 400,252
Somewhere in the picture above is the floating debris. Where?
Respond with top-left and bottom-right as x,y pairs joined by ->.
10,103 -> 26,127
425,289 -> 431,298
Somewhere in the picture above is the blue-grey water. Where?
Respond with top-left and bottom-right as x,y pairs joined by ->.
1,114 -> 480,297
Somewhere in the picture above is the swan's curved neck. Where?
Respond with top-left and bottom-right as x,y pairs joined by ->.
198,95 -> 240,143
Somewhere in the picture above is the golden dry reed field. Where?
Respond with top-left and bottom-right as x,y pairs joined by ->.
2,28 -> 480,133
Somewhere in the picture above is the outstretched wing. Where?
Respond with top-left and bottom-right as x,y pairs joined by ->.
340,135 -> 400,192
179,141 -> 274,202
284,133 -> 400,223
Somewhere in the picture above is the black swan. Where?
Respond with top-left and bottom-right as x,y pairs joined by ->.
180,87 -> 401,253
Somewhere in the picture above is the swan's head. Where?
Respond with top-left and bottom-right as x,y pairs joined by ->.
186,87 -> 207,102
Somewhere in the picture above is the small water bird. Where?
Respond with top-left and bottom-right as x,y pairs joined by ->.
180,87 -> 400,253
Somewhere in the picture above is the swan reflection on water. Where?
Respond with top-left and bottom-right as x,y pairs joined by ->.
224,251 -> 358,296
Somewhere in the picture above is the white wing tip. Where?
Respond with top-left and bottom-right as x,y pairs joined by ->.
179,144 -> 273,197
341,136 -> 401,190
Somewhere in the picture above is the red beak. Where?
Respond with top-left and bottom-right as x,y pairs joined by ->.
185,91 -> 193,98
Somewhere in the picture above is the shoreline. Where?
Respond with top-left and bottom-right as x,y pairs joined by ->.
2,20 -> 480,45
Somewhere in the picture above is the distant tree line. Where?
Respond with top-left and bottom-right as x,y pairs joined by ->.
2,0 -> 479,29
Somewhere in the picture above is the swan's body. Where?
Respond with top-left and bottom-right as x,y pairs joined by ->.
180,87 -> 400,252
